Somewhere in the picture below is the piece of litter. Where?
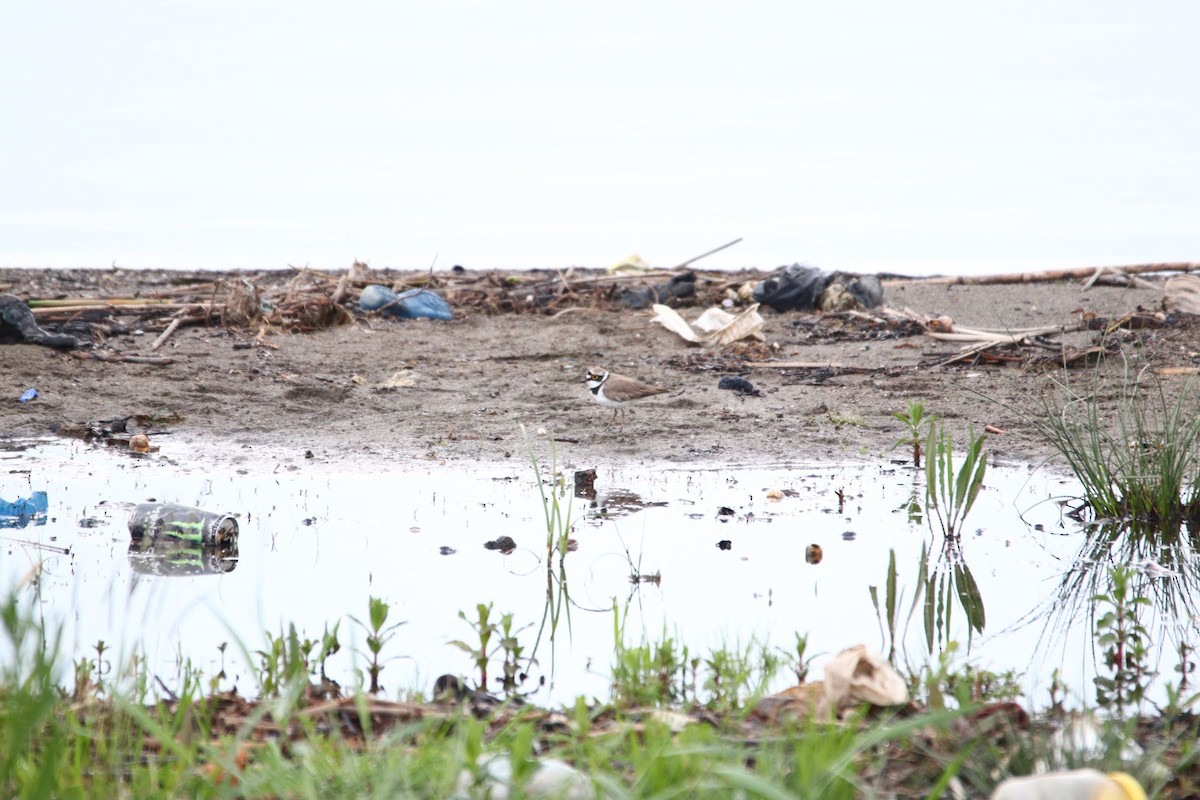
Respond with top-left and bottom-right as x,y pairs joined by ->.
651,303 -> 764,347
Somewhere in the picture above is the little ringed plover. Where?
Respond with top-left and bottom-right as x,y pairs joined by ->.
584,367 -> 668,431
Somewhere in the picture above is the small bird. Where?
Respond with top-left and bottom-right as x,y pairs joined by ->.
584,367 -> 668,431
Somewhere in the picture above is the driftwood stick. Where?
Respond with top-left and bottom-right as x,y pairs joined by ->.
331,263 -> 355,305
895,262 -> 1199,286
71,351 -> 174,365
150,317 -> 184,351
32,302 -> 197,316
26,297 -> 185,309
1081,266 -> 1106,290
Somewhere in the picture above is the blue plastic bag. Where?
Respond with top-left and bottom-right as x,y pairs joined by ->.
0,490 -> 49,527
19,388 -> 38,403
359,285 -> 453,321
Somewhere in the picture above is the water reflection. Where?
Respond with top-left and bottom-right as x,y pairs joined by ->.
1030,516 -> 1200,704
871,541 -> 985,663
127,538 -> 239,577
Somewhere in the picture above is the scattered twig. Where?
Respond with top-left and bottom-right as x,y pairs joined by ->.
549,307 -> 601,320
0,536 -> 70,554
670,237 -> 743,269
150,316 -> 184,351
71,351 -> 174,365
745,361 -> 884,373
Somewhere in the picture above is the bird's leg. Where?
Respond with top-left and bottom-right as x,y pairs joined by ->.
607,409 -> 618,428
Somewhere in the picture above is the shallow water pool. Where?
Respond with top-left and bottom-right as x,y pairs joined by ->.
1,434 -> 1193,709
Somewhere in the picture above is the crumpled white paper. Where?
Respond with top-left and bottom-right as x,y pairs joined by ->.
651,303 -> 764,347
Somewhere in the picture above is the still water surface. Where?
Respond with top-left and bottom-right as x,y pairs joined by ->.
2,435 -> 1193,708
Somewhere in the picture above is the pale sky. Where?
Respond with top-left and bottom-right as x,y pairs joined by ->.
2,2 -> 1197,274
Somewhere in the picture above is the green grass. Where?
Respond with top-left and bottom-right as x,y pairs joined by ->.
1037,370 -> 1200,523
2,582 -> 1195,798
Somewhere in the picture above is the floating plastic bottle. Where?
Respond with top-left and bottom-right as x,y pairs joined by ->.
990,769 -> 1146,800
127,503 -> 238,547
359,284 -> 453,320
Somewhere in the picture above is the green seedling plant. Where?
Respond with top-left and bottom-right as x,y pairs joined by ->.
894,400 -> 934,468
702,639 -> 783,715
451,602 -> 532,697
611,608 -> 696,708
1093,565 -> 1153,716
351,595 -> 403,695
452,602 -> 498,691
925,421 -> 987,538
789,632 -> 818,684
256,620 -> 343,697
496,611 -> 533,696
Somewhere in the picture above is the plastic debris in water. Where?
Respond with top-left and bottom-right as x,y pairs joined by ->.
0,491 -> 49,521
19,388 -> 38,403
359,285 -> 453,320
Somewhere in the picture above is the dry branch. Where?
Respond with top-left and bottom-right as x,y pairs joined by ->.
32,302 -> 196,316
150,317 -> 183,351
71,351 -> 174,365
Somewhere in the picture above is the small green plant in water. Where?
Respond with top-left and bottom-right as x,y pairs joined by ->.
521,423 -> 574,551
1093,565 -> 1153,716
451,602 -> 532,697
611,608 -> 696,707
925,421 -> 987,538
520,424 -> 574,691
702,639 -> 784,714
350,596 -> 402,694
894,400 -> 934,468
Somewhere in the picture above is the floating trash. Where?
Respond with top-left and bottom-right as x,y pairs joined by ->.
0,490 -> 49,528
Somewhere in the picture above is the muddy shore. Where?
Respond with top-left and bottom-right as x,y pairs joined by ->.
1,267 -> 1194,472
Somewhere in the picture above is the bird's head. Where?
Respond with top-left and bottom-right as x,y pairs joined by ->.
584,368 -> 608,389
